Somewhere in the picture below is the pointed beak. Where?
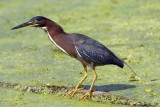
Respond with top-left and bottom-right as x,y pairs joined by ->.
11,21 -> 32,30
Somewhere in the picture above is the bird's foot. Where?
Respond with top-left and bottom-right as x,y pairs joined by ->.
80,89 -> 96,100
80,91 -> 91,100
64,88 -> 84,98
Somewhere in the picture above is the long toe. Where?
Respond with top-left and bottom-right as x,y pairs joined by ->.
64,88 -> 84,98
64,90 -> 74,98
80,92 -> 91,100
71,88 -> 84,97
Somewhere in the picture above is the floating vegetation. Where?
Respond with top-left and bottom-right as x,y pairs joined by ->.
0,82 -> 158,106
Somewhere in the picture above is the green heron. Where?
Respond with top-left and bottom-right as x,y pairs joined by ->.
11,16 -> 135,100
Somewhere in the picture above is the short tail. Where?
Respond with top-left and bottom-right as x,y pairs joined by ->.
123,61 -> 136,75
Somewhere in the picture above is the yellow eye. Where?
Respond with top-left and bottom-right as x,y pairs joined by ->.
33,20 -> 38,23
29,20 -> 38,24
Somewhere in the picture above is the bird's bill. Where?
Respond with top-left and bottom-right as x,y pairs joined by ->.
11,21 -> 32,30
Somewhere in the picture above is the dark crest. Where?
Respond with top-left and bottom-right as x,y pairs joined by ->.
29,16 -> 48,22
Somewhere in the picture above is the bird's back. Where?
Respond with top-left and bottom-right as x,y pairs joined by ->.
69,33 -> 124,68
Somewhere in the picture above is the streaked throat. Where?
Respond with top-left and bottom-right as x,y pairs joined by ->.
41,27 -> 68,55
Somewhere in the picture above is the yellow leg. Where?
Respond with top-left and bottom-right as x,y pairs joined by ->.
80,69 -> 98,100
64,67 -> 88,97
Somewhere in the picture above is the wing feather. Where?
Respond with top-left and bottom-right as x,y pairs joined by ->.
75,39 -> 124,67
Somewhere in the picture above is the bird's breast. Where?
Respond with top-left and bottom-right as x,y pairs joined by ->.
45,31 -> 78,58
45,30 -> 69,55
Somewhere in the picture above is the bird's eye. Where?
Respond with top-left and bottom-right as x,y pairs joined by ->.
29,20 -> 38,24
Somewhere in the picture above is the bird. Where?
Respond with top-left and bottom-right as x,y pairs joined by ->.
11,16 -> 136,100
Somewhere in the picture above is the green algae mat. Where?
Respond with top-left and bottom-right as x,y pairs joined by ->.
0,0 -> 160,106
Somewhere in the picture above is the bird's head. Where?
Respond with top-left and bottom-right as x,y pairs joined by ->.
11,16 -> 48,30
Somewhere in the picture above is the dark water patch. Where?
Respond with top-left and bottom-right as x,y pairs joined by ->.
83,84 -> 136,92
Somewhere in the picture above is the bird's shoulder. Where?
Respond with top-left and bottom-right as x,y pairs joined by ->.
68,33 -> 106,49
68,33 -> 117,57
67,33 -> 123,66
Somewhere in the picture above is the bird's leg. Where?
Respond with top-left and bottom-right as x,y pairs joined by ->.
64,66 -> 88,97
80,68 -> 97,100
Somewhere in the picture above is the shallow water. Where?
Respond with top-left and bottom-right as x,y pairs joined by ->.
1,87 -> 124,107
0,0 -> 160,106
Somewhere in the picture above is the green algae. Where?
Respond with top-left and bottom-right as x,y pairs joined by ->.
0,87 -> 115,107
0,0 -> 160,106
0,82 -> 156,106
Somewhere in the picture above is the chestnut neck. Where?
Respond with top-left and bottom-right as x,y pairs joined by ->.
44,20 -> 66,36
